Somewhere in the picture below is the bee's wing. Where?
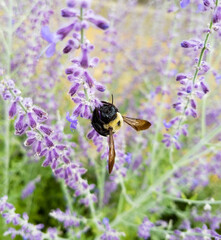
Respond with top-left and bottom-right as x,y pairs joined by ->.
108,128 -> 115,174
122,116 -> 151,131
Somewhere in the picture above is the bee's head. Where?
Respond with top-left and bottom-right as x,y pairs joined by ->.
100,102 -> 118,124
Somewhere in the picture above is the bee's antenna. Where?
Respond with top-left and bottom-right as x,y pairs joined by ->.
111,94 -> 114,105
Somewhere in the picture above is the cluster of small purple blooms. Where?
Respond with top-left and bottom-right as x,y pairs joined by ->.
137,208 -> 221,240
0,78 -> 97,206
0,196 -> 58,240
165,151 -> 221,197
100,218 -> 126,240
14,1 -> 54,83
162,0 -> 221,150
22,176 -> 41,199
0,195 -> 93,239
41,0 -> 110,152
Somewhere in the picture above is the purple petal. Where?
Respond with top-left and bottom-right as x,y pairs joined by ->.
180,0 -> 190,8
41,26 -> 54,43
46,43 -> 56,58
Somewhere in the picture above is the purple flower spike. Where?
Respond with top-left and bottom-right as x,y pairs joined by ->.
41,26 -> 59,57
27,112 -> 37,128
65,68 -> 74,75
87,15 -> 109,30
66,112 -> 78,130
95,83 -> 105,92
200,81 -> 209,94
83,105 -> 91,119
181,39 -> 200,48
69,83 -> 80,96
80,46 -> 89,68
190,99 -> 197,109
57,23 -> 75,40
213,6 -> 221,23
67,0 -> 77,7
22,176 -> 41,199
42,151 -> 53,167
138,217 -> 154,239
73,104 -> 83,117
63,155 -> 70,164
203,0 -> 215,8
61,8 -> 77,17
87,129 -> 96,139
63,45 -> 72,54
45,136 -> 54,148
80,0 -> 91,9
39,148 -> 48,157
36,141 -> 42,155
14,114 -> 28,135
84,71 -> 94,88
176,73 -> 187,81
180,0 -> 190,8
9,101 -> 17,119
163,120 -> 173,129
39,125 -> 53,135
52,148 -> 59,160
24,137 -> 36,146
32,107 -> 47,119
56,145 -> 66,151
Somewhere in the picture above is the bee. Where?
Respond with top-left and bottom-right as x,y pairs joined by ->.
91,96 -> 151,173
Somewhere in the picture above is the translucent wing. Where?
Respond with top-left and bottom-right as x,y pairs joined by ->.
108,128 -> 115,174
122,116 -> 151,131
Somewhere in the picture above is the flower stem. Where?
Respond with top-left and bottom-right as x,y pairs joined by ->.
4,103 -> 10,196
192,15 -> 215,85
80,7 -> 84,44
201,94 -> 207,138
158,193 -> 221,205
4,0 -> 13,197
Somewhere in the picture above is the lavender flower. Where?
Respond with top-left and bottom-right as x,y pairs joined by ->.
66,112 -> 78,130
180,0 -> 191,8
0,79 -> 97,207
100,218 -> 125,240
163,1 -> 219,149
41,26 -> 60,57
21,176 -> 41,199
138,217 -> 154,239
50,209 -> 85,228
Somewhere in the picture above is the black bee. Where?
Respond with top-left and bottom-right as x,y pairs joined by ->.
91,97 -> 151,174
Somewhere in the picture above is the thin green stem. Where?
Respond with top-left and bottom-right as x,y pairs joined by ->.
98,159 -> 106,209
201,95 -> 207,138
119,176 -> 135,206
3,0 -> 13,198
159,193 -> 221,205
4,103 -> 10,196
150,226 -> 217,239
117,192 -> 124,215
80,8 -> 84,44
60,179 -> 74,213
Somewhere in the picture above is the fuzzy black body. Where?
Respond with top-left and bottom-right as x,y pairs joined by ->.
92,101 -> 118,136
